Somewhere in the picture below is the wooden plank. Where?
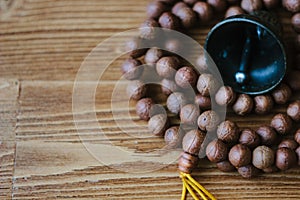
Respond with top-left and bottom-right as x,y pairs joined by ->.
0,79 -> 18,199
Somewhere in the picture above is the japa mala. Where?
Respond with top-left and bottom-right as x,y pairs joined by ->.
121,0 -> 300,199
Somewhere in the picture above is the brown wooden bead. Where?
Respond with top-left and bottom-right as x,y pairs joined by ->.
193,2 -> 213,23
178,152 -> 199,173
197,73 -> 220,97
161,78 -> 179,96
126,80 -> 147,100
254,95 -> 274,115
147,1 -> 169,19
256,125 -> 278,146
262,0 -> 280,9
282,0 -> 300,13
216,160 -> 236,172
148,114 -> 169,136
217,120 -> 240,144
164,126 -> 183,148
175,66 -> 198,89
270,114 -> 293,135
278,139 -> 299,150
207,0 -> 228,12
252,145 -> 275,169
295,128 -> 300,144
140,19 -> 159,40
194,94 -> 211,110
182,129 -> 206,156
145,47 -> 164,68
292,13 -> 300,33
180,104 -> 200,125
238,165 -> 260,178
167,92 -> 188,114
225,6 -> 245,18
121,58 -> 143,80
276,147 -> 297,170
164,38 -> 182,54
195,51 -> 209,72
287,100 -> 300,122
239,129 -> 261,149
173,6 -> 197,28
159,12 -> 181,30
156,56 -> 181,79
206,139 -> 228,163
232,94 -> 253,116
125,37 -> 147,59
296,146 -> 300,166
136,98 -> 154,121
229,144 -> 252,167
215,86 -> 236,106
198,110 -> 220,132
241,0 -> 263,13
271,83 -> 292,105
172,2 -> 188,14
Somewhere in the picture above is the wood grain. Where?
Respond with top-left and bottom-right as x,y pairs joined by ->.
0,0 -> 300,199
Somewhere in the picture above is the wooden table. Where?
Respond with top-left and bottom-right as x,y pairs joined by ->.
0,0 -> 299,199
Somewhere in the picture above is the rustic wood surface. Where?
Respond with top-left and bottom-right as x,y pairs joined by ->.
0,0 -> 300,199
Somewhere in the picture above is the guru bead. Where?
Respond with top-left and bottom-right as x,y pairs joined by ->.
148,114 -> 169,136
182,129 -> 206,155
239,129 -> 261,149
180,104 -> 200,125
197,73 -> 220,97
178,152 -> 199,173
232,94 -> 254,116
256,125 -> 278,146
241,0 -> 263,13
206,139 -> 229,163
167,92 -> 188,114
121,58 -> 143,80
229,144 -> 252,167
254,95 -> 274,115
217,120 -> 240,144
126,80 -> 146,100
136,98 -> 154,121
287,100 -> 300,121
271,83 -> 292,104
145,47 -> 164,68
270,113 -> 293,135
175,66 -> 198,88
276,147 -> 297,170
252,145 -> 275,169
215,86 -> 236,106
197,110 -> 220,132
164,126 -> 184,148
156,56 -> 181,79
159,12 -> 181,30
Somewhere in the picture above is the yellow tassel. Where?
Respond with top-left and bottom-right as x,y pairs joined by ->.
180,172 -> 216,200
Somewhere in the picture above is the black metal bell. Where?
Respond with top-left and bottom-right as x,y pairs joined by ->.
205,11 -> 287,95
